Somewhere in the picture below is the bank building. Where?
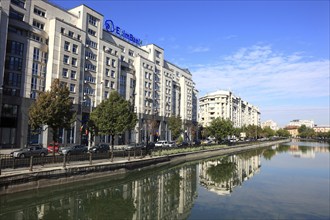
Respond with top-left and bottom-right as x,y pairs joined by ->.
0,0 -> 198,148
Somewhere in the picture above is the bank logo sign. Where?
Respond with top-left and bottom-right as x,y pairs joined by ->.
105,20 -> 143,46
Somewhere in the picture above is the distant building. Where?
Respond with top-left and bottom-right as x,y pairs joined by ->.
285,126 -> 299,137
287,119 -> 314,128
313,125 -> 330,133
261,120 -> 279,131
198,90 -> 260,127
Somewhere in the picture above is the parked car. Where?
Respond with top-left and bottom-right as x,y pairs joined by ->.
47,142 -> 60,153
155,140 -> 169,148
125,143 -> 144,151
168,141 -> 177,148
89,144 -> 110,153
11,144 -> 48,158
58,145 -> 88,155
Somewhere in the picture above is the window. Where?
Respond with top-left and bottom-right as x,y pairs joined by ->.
63,55 -> 69,64
85,63 -> 96,72
111,81 -> 115,89
71,57 -> 77,66
111,70 -> 115,78
105,68 -> 110,77
70,70 -> 76,79
34,7 -> 46,17
104,91 -> 109,99
32,62 -> 38,75
106,57 -> 110,66
88,29 -> 96,36
105,80 -> 109,88
7,41 -> 24,56
68,31 -> 74,38
61,27 -> 65,34
4,72 -> 22,87
32,20 -> 44,30
86,40 -> 97,48
70,84 -> 75,92
62,68 -> 68,77
11,0 -> 25,8
72,44 -> 78,54
111,59 -> 116,67
88,14 -> 98,26
5,56 -> 23,71
9,9 -> 24,21
64,41 -> 70,51
128,50 -> 134,57
31,77 -> 37,90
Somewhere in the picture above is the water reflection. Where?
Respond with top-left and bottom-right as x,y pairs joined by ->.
200,152 -> 261,195
1,142 -> 329,219
0,164 -> 198,220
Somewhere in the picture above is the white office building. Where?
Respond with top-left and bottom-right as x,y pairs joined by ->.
198,90 -> 260,128
0,0 -> 198,148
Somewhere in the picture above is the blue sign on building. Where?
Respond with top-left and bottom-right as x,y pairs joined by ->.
105,20 -> 143,46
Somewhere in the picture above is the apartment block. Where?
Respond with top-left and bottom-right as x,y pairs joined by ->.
199,90 -> 260,128
0,0 -> 198,148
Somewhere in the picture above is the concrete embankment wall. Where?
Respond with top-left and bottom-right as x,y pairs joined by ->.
0,139 -> 289,195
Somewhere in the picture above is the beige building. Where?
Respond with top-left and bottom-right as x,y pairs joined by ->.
287,119 -> 314,128
0,0 -> 198,148
198,90 -> 260,128
261,120 -> 279,131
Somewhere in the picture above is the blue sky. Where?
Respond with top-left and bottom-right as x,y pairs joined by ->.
52,0 -> 329,127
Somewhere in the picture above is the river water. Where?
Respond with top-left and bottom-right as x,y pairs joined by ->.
0,141 -> 329,219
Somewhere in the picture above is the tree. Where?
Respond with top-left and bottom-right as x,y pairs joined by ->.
90,91 -> 137,161
29,79 -> 75,157
207,117 -> 234,142
262,126 -> 276,138
276,128 -> 291,137
168,115 -> 182,141
298,125 -> 315,138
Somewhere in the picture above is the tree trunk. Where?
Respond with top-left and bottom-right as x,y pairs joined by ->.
111,135 -> 114,162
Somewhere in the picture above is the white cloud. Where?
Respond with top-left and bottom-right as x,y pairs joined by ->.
192,44 -> 330,126
188,46 -> 210,53
193,45 -> 329,101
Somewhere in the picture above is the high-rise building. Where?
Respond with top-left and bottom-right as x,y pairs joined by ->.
261,120 -> 279,131
198,90 -> 260,127
0,0 -> 198,148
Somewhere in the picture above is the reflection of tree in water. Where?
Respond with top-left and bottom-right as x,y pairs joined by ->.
206,157 -> 237,184
263,148 -> 276,160
276,145 -> 290,153
165,171 -> 182,210
298,146 -> 308,153
238,148 -> 263,160
83,188 -> 136,220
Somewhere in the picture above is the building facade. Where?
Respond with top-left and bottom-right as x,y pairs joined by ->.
287,119 -> 314,128
198,90 -> 260,128
261,120 -> 279,131
0,0 -> 198,148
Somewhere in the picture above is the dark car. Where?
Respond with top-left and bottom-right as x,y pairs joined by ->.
89,144 -> 110,153
11,144 -> 48,158
58,145 -> 88,155
126,143 -> 145,151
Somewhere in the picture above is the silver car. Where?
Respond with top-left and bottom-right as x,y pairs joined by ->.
11,144 -> 48,158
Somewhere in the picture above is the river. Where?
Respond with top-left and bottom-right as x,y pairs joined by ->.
0,140 -> 329,219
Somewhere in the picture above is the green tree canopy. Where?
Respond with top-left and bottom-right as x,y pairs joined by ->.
207,117 -> 234,142
262,126 -> 276,138
168,115 -> 182,141
29,79 -> 75,149
90,91 -> 137,160
276,128 -> 291,137
298,125 -> 315,138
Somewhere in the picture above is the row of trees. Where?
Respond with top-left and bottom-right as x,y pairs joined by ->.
201,117 -> 291,143
298,125 -> 330,139
29,79 -> 137,160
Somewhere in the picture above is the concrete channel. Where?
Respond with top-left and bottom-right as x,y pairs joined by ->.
0,139 -> 289,195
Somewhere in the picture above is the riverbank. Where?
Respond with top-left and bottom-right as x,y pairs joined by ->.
0,139 -> 289,195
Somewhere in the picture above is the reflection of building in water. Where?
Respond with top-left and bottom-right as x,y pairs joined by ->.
131,165 -> 197,219
3,165 -> 197,219
199,154 -> 261,196
288,145 -> 329,158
